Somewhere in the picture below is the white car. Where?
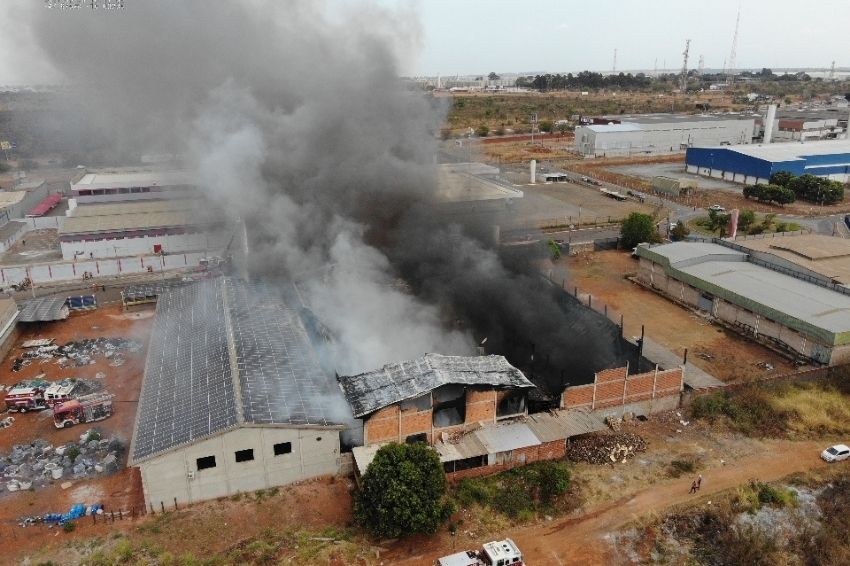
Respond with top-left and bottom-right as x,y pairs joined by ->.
821,444 -> 850,462
708,204 -> 726,212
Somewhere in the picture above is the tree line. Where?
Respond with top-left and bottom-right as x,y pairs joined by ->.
743,172 -> 845,206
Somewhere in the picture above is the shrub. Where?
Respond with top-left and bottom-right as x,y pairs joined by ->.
355,443 -> 448,538
668,459 -> 696,478
494,483 -> 531,519
475,124 -> 490,137
455,479 -> 491,506
621,212 -> 660,248
536,461 -> 571,504
63,521 -> 76,533
66,446 -> 81,463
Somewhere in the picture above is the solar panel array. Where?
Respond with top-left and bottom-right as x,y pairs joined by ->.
123,279 -> 191,302
17,296 -> 70,322
226,280 -> 340,426
132,277 -> 344,463
132,278 -> 238,461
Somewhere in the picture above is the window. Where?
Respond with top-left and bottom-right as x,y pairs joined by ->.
273,442 -> 292,456
196,455 -> 216,470
234,449 -> 254,463
405,433 -> 427,444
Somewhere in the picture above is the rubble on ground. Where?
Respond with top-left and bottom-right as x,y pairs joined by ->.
0,430 -> 123,494
567,432 -> 648,465
12,337 -> 141,372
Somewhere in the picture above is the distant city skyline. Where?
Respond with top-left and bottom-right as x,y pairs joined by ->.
0,0 -> 848,85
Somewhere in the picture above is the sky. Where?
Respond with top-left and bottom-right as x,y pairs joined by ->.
0,0 -> 847,84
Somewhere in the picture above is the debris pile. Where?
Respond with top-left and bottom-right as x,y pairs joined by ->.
0,430 -> 123,493
567,432 -> 648,465
12,337 -> 141,371
19,503 -> 104,527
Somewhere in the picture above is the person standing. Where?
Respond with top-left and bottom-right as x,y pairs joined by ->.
689,480 -> 698,494
697,474 -> 703,491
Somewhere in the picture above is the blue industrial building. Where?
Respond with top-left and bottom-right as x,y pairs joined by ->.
686,140 -> 850,184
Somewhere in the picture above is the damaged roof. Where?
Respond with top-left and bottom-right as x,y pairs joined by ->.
338,353 -> 535,418
17,295 -> 69,322
130,277 -> 346,464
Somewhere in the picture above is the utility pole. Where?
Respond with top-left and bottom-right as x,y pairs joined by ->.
612,48 -> 617,74
680,39 -> 691,92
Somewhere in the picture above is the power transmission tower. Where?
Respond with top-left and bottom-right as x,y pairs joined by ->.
728,6 -> 740,83
680,39 -> 691,92
612,48 -> 617,74
698,55 -> 705,75
829,60 -> 836,80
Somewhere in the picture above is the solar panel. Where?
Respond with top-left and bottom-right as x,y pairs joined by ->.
132,277 -> 346,463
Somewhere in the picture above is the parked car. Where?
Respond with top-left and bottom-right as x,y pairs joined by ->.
821,444 -> 850,462
844,214 -> 850,230
708,204 -> 726,212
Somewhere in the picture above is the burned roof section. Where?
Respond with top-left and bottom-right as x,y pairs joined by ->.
130,277 -> 346,464
17,295 -> 69,322
338,354 -> 535,418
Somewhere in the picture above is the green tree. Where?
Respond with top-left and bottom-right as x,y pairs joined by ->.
538,120 -> 553,133
620,212 -> 660,248
475,124 -> 490,137
670,220 -> 690,241
488,72 -> 500,81
355,443 -> 450,539
738,209 -> 756,231
547,239 -> 562,260
769,171 -> 793,187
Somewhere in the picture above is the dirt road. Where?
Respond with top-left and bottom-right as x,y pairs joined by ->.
393,440 -> 827,565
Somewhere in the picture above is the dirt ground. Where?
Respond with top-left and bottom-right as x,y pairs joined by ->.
0,304 -> 153,560
0,228 -> 62,266
555,249 -> 796,382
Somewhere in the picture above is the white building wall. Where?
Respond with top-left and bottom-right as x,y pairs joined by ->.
577,119 -> 755,156
138,426 -> 341,509
60,231 -> 227,260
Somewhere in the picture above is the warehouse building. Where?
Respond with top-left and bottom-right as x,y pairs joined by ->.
636,242 -> 850,365
686,139 -> 850,184
129,278 -> 347,508
575,114 -> 756,156
58,199 -> 228,260
70,169 -> 195,206
734,234 -> 850,289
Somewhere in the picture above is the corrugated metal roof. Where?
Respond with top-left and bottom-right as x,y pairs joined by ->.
705,139 -> 850,162
60,210 -> 201,235
17,296 -> 69,322
434,429 -> 490,462
526,410 -> 608,441
476,422 -> 540,453
72,170 -> 194,191
70,199 -> 198,217
338,354 -> 535,418
585,123 -> 643,133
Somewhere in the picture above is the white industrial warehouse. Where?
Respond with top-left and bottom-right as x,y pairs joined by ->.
129,278 -> 348,508
575,114 -> 756,156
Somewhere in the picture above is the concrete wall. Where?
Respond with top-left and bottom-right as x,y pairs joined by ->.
0,251 -> 210,287
138,426 -> 341,508
60,231 -> 220,260
561,364 -> 684,415
362,386 -> 510,446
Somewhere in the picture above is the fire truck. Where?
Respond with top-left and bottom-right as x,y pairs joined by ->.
436,539 -> 524,566
4,383 -> 48,412
52,392 -> 113,429
44,381 -> 80,408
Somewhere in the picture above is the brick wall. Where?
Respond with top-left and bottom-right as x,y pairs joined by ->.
364,386 -> 501,446
447,440 -> 567,482
561,365 -> 684,413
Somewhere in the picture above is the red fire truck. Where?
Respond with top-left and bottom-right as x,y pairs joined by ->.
52,392 -> 113,429
4,384 -> 48,412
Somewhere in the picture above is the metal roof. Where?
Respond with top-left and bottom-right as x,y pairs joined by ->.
71,170 -> 194,191
338,354 -> 535,418
130,277 -> 346,464
0,191 -> 27,209
737,234 -> 850,285
476,422 -> 540,453
122,279 -> 191,302
704,139 -> 850,162
639,242 -> 850,343
60,210 -> 201,236
17,296 -> 69,322
585,123 -> 643,133
70,199 -> 198,217
525,409 -> 608,441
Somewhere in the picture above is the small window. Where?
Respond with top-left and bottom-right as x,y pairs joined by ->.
234,449 -> 254,463
406,433 -> 427,444
273,442 -> 292,456
196,455 -> 216,470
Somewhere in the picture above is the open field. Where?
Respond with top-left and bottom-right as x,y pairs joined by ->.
554,249 -> 796,382
440,91 -> 747,134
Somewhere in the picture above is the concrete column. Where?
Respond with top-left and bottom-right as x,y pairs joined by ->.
763,104 -> 777,143
530,160 -> 537,184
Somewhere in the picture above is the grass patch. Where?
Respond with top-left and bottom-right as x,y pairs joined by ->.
690,378 -> 850,438
667,458 -> 699,478
452,461 -> 573,520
